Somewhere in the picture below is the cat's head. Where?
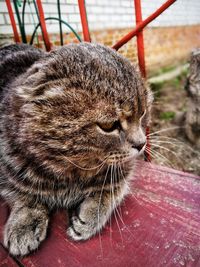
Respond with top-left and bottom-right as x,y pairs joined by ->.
16,43 -> 152,173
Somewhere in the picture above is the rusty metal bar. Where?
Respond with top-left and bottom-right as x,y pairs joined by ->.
5,0 -> 20,43
113,0 -> 177,50
36,0 -> 51,51
78,0 -> 91,42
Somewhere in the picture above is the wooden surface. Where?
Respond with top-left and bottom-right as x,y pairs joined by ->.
0,161 -> 200,267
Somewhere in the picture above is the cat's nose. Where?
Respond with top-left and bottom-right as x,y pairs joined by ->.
132,142 -> 146,152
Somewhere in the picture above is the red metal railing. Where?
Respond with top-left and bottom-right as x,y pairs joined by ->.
78,0 -> 91,42
5,0 -> 177,162
5,0 -> 20,43
36,0 -> 51,51
113,0 -> 176,51
134,0 -> 149,160
134,0 -> 146,78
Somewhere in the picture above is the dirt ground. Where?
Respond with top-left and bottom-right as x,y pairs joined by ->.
149,71 -> 200,176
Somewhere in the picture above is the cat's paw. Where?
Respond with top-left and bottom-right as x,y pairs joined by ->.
67,195 -> 113,241
4,218 -> 48,256
67,215 -> 97,241
4,207 -> 49,256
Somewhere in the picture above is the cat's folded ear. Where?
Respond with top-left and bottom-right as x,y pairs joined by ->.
16,63 -> 69,101
16,63 -> 46,100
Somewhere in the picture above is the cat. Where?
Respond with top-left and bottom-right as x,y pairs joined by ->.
0,42 -> 152,256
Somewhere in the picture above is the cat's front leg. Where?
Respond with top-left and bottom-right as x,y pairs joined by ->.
4,201 -> 49,256
67,182 -> 129,241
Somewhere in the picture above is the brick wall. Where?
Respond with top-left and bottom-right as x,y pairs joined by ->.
1,0 -> 200,34
49,25 -> 200,76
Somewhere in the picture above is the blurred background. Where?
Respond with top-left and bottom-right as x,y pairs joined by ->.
0,0 -> 200,75
0,0 -> 200,174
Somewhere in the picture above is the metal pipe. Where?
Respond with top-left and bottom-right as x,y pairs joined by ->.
5,0 -> 20,43
113,0 -> 177,50
28,0 -> 39,46
134,0 -> 151,162
30,17 -> 82,45
13,0 -> 27,43
57,0 -> 63,46
78,0 -> 91,42
21,0 -> 28,43
134,0 -> 146,78
36,0 -> 51,51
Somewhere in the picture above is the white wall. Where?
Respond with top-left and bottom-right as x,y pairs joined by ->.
0,0 -> 200,35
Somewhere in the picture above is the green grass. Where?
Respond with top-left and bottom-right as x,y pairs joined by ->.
160,111 -> 176,120
150,67 -> 189,97
150,81 -> 164,98
158,65 -> 176,75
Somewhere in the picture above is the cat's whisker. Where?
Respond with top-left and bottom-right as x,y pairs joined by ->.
150,143 -> 183,164
151,142 -> 185,152
119,163 -> 143,209
145,147 -> 174,169
109,163 -> 114,245
147,126 -> 184,137
114,163 -> 125,230
149,137 -> 200,156
122,161 -> 171,215
116,165 -> 124,220
117,163 -> 154,235
149,139 -> 187,161
111,161 -> 124,246
149,137 -> 185,146
149,135 -> 181,140
61,153 -> 109,171
95,161 -> 107,176
149,136 -> 181,141
149,139 -> 185,151
97,165 -> 110,257
114,163 -> 135,239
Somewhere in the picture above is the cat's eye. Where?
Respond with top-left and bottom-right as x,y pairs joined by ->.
97,121 -> 121,133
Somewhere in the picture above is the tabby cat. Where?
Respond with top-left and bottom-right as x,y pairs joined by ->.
0,42 -> 152,256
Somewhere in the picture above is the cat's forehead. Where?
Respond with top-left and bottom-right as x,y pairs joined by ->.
23,43 -> 148,106
95,91 -> 146,119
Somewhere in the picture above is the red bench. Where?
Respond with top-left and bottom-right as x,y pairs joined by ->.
1,161 -> 200,267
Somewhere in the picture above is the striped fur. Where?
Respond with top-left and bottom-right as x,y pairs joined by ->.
0,43 -> 152,256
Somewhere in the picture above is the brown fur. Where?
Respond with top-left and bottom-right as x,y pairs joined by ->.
0,43 -> 152,256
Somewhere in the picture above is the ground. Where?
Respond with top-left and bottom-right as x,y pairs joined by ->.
149,69 -> 200,176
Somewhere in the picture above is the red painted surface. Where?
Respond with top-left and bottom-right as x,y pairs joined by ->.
0,162 -> 200,267
112,0 -> 177,50
134,0 -> 151,162
134,0 -> 146,78
5,0 -> 20,43
36,0 -> 51,51
78,0 -> 91,42
0,245 -> 19,267
0,203 -> 18,267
